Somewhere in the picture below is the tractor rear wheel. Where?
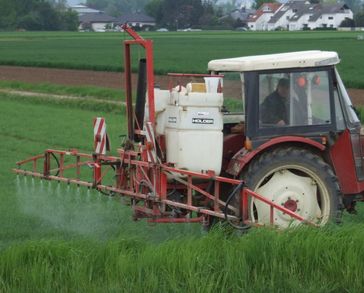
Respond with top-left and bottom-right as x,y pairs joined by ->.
243,147 -> 342,228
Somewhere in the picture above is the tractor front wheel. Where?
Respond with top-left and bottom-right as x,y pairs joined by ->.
244,147 -> 342,228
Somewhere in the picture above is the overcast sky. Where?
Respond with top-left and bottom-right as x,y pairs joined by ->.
67,0 -> 85,5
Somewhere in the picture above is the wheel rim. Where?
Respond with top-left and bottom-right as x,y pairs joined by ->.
251,164 -> 331,228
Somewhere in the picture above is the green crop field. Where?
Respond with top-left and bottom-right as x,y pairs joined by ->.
1,89 -> 364,292
0,30 -> 364,88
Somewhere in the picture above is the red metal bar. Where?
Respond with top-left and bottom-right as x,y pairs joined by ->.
162,165 -> 242,185
162,199 -> 238,220
160,172 -> 167,200
76,155 -> 81,180
12,169 -> 93,188
244,188 -> 317,226
59,153 -> 64,177
170,174 -> 237,213
122,24 -> 144,41
98,185 -> 148,200
242,189 -> 249,223
49,176 -> 93,188
168,73 -> 224,78
13,169 -> 43,178
149,217 -> 204,224
49,160 -> 92,174
214,181 -> 220,212
93,161 -> 102,186
145,41 -> 155,125
187,176 -> 192,206
16,154 -> 44,165
43,152 -> 50,177
124,43 -> 134,140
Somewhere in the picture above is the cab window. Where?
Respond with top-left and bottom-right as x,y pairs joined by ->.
259,70 -> 331,128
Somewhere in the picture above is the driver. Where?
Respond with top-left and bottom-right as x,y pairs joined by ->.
260,78 -> 290,126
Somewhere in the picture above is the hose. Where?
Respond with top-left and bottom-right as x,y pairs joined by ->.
224,181 -> 251,230
51,152 -> 60,176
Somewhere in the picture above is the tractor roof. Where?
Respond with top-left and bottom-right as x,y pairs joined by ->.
207,50 -> 339,72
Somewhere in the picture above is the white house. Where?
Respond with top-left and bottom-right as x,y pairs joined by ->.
308,4 -> 353,30
267,1 -> 311,31
79,12 -> 116,32
247,3 -> 282,30
249,1 -> 354,31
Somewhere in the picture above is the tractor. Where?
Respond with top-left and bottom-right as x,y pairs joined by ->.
14,26 -> 364,230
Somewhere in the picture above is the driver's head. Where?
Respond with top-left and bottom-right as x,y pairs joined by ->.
277,78 -> 289,98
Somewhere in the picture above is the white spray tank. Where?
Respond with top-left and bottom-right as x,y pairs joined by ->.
164,77 -> 224,175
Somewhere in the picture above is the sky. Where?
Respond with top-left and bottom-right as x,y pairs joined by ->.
67,0 -> 85,5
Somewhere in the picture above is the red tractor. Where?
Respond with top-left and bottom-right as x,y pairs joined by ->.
14,26 -> 364,229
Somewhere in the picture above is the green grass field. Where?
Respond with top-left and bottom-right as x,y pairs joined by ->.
1,88 -> 364,291
0,30 -> 364,88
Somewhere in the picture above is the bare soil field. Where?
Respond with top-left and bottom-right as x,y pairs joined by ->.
0,65 -> 363,105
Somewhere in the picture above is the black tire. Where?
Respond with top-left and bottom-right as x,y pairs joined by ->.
243,147 -> 342,227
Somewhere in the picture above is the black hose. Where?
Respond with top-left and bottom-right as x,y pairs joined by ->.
224,181 -> 250,230
51,152 -> 60,176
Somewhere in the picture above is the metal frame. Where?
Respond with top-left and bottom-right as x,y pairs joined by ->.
13,148 -> 313,227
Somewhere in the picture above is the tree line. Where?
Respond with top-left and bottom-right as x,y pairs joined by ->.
144,0 -> 246,30
0,0 -> 78,31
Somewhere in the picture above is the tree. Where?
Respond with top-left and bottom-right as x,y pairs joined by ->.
340,17 -> 355,27
60,9 -> 79,31
253,0 -> 277,10
0,0 -> 79,31
355,11 -> 364,27
145,0 -> 163,19
342,0 -> 362,11
86,0 -> 150,14
216,0 -> 237,13
145,0 -> 205,29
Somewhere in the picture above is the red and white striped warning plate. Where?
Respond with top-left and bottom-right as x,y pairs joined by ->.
93,117 -> 108,155
145,122 -> 157,163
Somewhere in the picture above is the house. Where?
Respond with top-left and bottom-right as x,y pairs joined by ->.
69,4 -> 102,16
307,4 -> 353,30
79,12 -> 116,32
247,3 -> 282,31
230,7 -> 257,22
220,7 -> 256,27
115,13 -> 156,30
248,1 -> 353,31
267,1 -> 310,31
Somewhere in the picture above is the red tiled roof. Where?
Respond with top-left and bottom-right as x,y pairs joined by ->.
247,3 -> 282,22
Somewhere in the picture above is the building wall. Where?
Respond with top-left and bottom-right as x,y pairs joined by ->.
268,8 -> 296,30
289,14 -> 311,31
310,11 -> 353,29
92,22 -> 109,32
247,21 -> 257,30
256,13 -> 274,30
249,13 -> 275,31
127,21 -> 156,28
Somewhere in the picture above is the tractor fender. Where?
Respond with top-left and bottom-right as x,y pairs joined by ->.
226,136 -> 326,177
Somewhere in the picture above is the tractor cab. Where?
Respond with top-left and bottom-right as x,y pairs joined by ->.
208,51 -> 356,140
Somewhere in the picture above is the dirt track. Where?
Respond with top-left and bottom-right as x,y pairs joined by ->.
0,65 -> 363,105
